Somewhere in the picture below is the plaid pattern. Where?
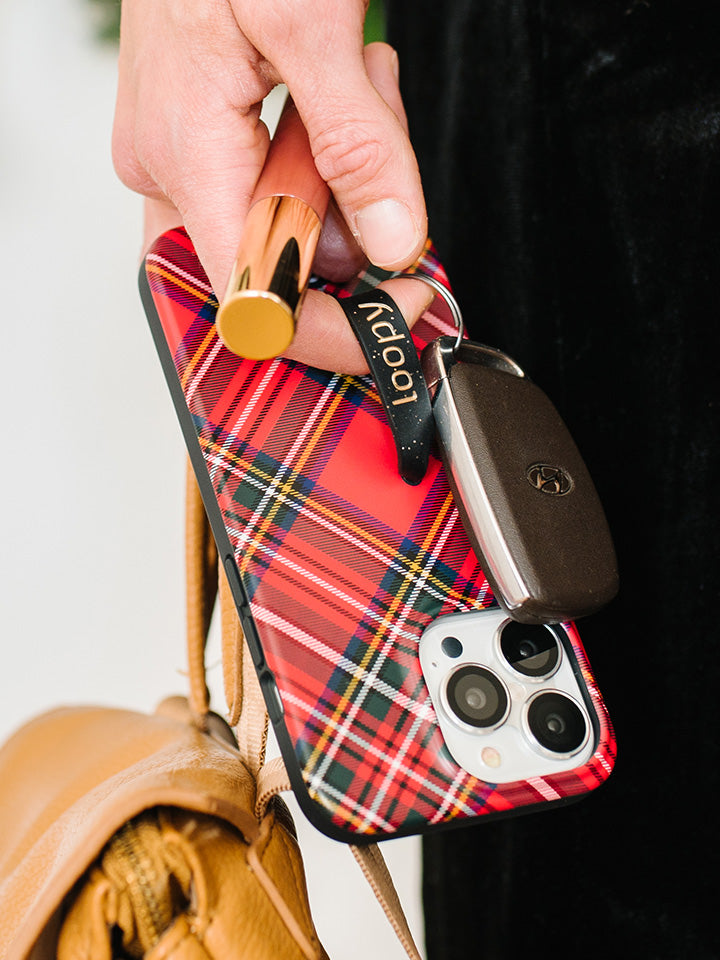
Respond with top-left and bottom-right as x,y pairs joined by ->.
145,228 -> 616,839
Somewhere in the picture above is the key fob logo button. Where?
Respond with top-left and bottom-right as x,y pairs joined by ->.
525,463 -> 574,496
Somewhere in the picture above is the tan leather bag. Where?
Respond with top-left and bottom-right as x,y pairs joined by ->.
0,466 -> 422,960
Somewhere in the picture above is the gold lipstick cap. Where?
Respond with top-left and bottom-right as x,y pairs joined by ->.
216,98 -> 329,360
217,195 -> 323,360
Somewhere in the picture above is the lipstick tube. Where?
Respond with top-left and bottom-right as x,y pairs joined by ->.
216,96 -> 330,360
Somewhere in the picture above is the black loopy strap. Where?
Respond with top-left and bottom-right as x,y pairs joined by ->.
338,289 -> 433,485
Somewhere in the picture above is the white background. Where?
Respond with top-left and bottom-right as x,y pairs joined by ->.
0,2 -> 424,955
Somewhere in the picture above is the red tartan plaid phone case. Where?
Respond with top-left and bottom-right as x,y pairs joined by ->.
141,227 -> 615,843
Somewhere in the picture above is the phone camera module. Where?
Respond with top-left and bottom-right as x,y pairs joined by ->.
527,692 -> 588,755
500,621 -> 560,678
445,666 -> 508,729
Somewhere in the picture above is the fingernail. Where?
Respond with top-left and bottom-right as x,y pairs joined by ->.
390,49 -> 400,82
355,199 -> 421,269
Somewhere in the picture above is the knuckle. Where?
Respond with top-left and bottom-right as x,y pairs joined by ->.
312,121 -> 391,198
111,121 -> 151,194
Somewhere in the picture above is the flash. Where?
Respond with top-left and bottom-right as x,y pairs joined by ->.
481,746 -> 501,768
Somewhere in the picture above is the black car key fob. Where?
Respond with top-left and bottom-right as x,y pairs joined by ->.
422,336 -> 618,624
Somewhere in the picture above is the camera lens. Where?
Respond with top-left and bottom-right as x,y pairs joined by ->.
500,621 -> 560,678
527,692 -> 588,755
441,636 -> 463,659
445,666 -> 508,728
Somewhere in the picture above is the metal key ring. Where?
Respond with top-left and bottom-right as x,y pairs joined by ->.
399,272 -> 465,352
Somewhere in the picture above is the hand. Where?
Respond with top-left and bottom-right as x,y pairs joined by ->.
113,0 -> 432,372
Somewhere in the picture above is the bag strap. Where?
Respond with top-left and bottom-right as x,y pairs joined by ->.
350,845 -> 422,960
185,465 -> 423,960
218,567 -> 269,775
184,459 -> 217,725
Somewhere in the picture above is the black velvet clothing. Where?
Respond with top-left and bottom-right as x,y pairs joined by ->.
387,2 -> 720,956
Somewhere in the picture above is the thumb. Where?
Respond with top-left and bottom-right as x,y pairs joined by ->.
288,43 -> 428,271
